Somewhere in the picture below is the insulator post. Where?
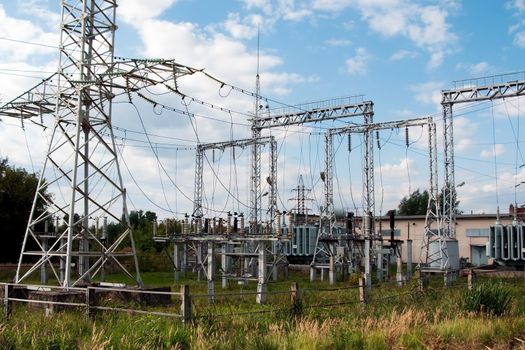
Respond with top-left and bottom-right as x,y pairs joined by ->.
239,213 -> 245,235
405,127 -> 409,147
376,131 -> 381,149
288,212 -> 294,238
226,212 -> 232,234
275,211 -> 282,236
348,133 -> 351,152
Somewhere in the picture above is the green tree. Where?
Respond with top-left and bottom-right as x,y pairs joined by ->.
397,189 -> 429,215
0,158 -> 50,262
397,187 -> 462,216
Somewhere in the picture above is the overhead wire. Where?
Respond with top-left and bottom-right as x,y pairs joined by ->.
0,36 -> 57,49
491,101 -> 500,211
333,134 -> 348,211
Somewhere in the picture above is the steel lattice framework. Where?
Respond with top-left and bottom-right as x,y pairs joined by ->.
250,98 -> 374,232
0,0 -> 200,288
193,136 -> 277,220
436,73 -> 525,270
316,117 -> 436,284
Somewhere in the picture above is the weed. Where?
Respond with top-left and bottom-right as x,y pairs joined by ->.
462,282 -> 512,316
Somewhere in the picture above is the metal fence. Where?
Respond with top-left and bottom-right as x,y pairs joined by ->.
0,270 -> 496,324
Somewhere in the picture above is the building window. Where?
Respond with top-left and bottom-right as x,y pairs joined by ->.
381,229 -> 401,237
465,228 -> 490,237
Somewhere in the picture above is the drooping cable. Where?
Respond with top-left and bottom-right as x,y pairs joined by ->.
376,131 -> 385,219
491,101 -> 501,211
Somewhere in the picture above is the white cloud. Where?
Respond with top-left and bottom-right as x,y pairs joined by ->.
456,61 -> 490,76
17,0 -> 60,30
325,38 -> 352,46
507,1 -> 525,47
241,0 -> 273,14
355,1 -> 457,68
241,0 -> 456,70
223,12 -> 258,39
481,144 -> 506,158
311,0 -> 353,12
0,4 -> 58,61
452,116 -> 477,152
345,47 -> 369,74
514,30 -> 525,47
508,0 -> 525,12
492,96 -> 525,118
410,81 -> 443,108
390,49 -> 418,61
377,157 -> 419,179
118,0 -> 178,23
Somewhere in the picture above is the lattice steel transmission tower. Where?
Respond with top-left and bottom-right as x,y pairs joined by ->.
0,1 -> 199,288
17,0 -> 134,288
289,175 -> 312,217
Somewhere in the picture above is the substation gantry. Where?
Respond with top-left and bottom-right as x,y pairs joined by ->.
314,117 -> 437,287
250,97 -> 374,228
420,72 -> 525,280
0,0 -> 205,288
153,136 -> 288,304
173,97 -> 376,295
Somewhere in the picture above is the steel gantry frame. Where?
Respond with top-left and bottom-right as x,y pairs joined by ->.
429,73 -> 525,273
0,0 -> 201,288
314,117 -> 436,285
250,98 -> 374,233
193,136 -> 277,220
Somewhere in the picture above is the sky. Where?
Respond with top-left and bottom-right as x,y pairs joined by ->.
0,0 -> 525,221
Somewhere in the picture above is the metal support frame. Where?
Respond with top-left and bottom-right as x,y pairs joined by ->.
251,98 -> 374,228
423,72 -> 525,271
312,117 -> 435,284
192,136 -> 276,222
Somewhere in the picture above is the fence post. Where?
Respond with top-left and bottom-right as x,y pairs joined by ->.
359,277 -> 367,305
85,287 -> 92,317
290,282 -> 301,316
417,271 -> 428,292
3,284 -> 11,320
180,285 -> 192,324
467,269 -> 474,290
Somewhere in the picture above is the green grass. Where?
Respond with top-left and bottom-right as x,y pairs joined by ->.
1,269 -> 525,349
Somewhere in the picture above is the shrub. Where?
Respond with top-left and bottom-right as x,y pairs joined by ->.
462,282 -> 512,316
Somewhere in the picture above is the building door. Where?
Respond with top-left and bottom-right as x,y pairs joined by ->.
470,245 -> 488,266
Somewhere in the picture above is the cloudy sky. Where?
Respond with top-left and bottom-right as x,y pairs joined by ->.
0,0 -> 525,221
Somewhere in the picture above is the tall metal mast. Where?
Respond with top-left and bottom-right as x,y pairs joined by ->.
250,28 -> 262,233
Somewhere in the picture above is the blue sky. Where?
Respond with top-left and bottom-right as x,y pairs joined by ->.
0,0 -> 525,220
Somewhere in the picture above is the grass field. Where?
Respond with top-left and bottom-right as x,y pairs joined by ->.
1,268 -> 525,349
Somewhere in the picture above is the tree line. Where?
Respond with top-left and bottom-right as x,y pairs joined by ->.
0,158 -> 460,263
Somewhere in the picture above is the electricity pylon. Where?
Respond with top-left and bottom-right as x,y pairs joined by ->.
0,0 -> 199,288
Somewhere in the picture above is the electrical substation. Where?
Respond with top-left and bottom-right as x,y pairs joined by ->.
1,0 -> 525,309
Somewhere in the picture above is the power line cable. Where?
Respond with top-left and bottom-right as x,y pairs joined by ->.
0,36 -> 56,49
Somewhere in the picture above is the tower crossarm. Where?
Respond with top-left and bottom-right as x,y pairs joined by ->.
0,59 -> 202,120
253,101 -> 373,130
442,79 -> 525,104
327,116 -> 432,136
0,74 -> 61,120
197,136 -> 274,152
